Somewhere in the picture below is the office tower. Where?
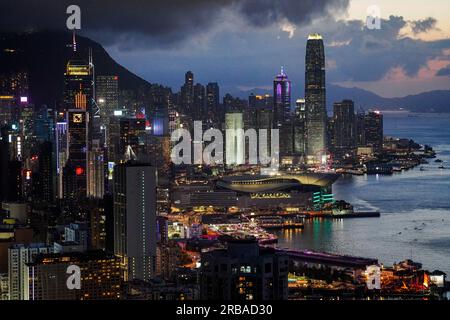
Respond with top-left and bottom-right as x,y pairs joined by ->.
206,82 -> 220,124
7,161 -> 22,202
225,112 -> 244,166
64,110 -> 88,200
36,141 -> 54,203
293,99 -> 307,157
332,100 -> 356,157
20,106 -> 37,160
8,243 -> 53,300
24,251 -> 122,300
55,112 -> 68,199
305,34 -> 327,163
180,71 -> 194,116
356,109 -> 366,147
89,199 -> 106,251
108,117 -> 147,164
87,139 -> 104,199
365,111 -> 384,153
63,57 -> 93,111
96,75 -> 119,125
200,238 -> 288,300
193,83 -> 205,121
152,106 -> 169,137
113,162 -> 157,282
35,106 -> 54,143
273,67 -> 291,127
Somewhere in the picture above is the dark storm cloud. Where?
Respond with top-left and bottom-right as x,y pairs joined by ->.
0,0 -> 349,47
436,65 -> 450,77
410,17 -> 438,34
323,16 -> 450,82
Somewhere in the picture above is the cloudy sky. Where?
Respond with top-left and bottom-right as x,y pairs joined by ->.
1,0 -> 450,98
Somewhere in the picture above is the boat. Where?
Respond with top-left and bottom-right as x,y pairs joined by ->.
256,215 -> 305,230
420,167 -> 426,171
435,159 -> 443,163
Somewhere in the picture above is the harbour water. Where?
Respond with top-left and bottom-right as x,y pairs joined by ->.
276,112 -> 450,274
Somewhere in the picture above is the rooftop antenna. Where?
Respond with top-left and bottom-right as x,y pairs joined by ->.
72,29 -> 77,52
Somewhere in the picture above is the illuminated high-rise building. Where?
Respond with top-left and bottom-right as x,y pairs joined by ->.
96,75 -> 119,125
63,110 -> 88,200
63,58 -> 93,111
108,117 -> 147,164
55,112 -> 68,199
24,251 -> 122,300
273,67 -> 291,127
36,141 -> 54,203
87,139 -> 104,199
305,34 -> 327,163
200,238 -> 288,300
180,71 -> 194,116
8,243 -> 53,300
225,112 -> 244,166
193,83 -> 205,121
332,100 -> 356,157
206,82 -> 220,124
293,99 -> 307,157
113,162 -> 157,282
365,111 -> 383,153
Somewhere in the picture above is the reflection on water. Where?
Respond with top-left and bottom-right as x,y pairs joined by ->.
276,113 -> 450,274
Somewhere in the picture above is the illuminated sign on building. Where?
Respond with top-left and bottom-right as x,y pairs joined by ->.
72,113 -> 83,123
250,192 -> 291,199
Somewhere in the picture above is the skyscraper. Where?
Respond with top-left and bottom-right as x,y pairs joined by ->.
206,82 -> 220,124
113,162 -> 157,282
193,83 -> 205,121
273,67 -> 291,127
305,34 -> 327,163
63,58 -> 93,112
8,243 -> 53,300
332,100 -> 356,157
225,112 -> 244,166
180,71 -> 194,117
200,238 -> 288,300
293,99 -> 307,157
96,75 -> 119,125
365,111 -> 384,153
64,110 -> 88,200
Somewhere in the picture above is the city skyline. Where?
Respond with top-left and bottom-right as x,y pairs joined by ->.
1,1 -> 450,98
0,0 -> 449,305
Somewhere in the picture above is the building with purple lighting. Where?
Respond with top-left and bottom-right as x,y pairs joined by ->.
273,67 -> 291,128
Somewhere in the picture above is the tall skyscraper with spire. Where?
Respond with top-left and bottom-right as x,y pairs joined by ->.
305,33 -> 327,163
273,67 -> 291,127
63,32 -> 93,112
